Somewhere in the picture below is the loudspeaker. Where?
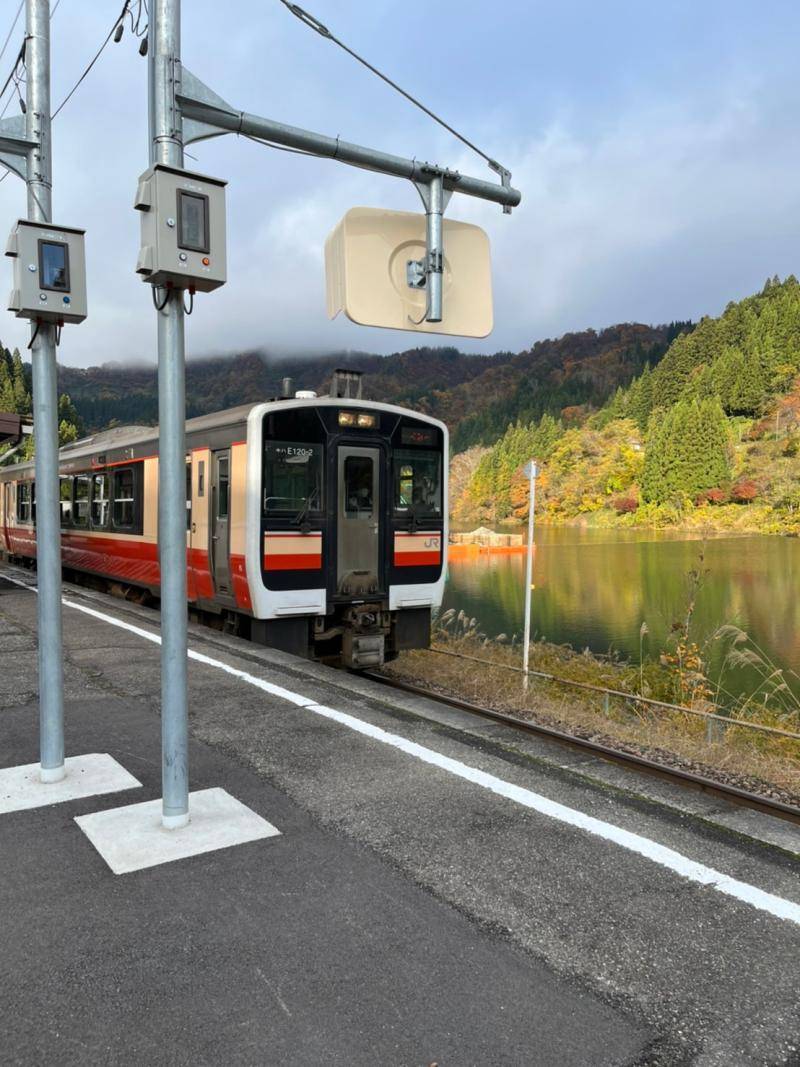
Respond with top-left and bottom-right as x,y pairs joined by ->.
325,206 -> 493,338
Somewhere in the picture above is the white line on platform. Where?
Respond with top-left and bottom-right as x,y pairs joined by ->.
4,568 -> 800,926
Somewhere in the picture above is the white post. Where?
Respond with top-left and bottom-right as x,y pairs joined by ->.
522,460 -> 537,692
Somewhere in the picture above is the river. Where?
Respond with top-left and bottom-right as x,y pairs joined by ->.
442,526 -> 800,705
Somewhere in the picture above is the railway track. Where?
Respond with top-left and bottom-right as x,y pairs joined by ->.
364,670 -> 800,828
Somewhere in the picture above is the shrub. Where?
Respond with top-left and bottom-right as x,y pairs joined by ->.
730,478 -> 758,503
613,495 -> 638,514
696,487 -> 728,506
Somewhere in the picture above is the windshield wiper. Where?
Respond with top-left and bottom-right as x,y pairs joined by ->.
292,486 -> 320,532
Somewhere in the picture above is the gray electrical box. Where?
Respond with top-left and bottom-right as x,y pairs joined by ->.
5,220 -> 87,325
135,164 -> 227,292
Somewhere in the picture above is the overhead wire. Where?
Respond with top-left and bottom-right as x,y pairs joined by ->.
275,0 -> 510,179
1,2 -> 131,188
52,0 -> 131,118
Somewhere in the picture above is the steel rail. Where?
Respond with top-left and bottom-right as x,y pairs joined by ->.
364,670 -> 800,828
428,646 -> 800,742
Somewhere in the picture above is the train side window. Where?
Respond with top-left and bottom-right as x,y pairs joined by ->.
263,442 -> 322,515
344,456 -> 373,516
16,482 -> 31,524
73,476 -> 90,526
113,469 -> 135,529
59,477 -> 72,525
91,473 -> 110,528
393,449 -> 442,516
186,460 -> 192,531
217,456 -> 230,519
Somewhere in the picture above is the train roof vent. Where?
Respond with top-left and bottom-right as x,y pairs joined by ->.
295,390 -> 317,399
330,368 -> 363,399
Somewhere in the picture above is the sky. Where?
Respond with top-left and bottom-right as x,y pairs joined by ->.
1,0 -> 800,368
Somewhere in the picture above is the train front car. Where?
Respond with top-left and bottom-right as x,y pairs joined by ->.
245,389 -> 448,668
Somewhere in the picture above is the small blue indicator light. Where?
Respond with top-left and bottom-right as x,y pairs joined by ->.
63,296 -> 70,304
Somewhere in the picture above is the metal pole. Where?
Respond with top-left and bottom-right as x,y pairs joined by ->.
151,0 -> 189,828
426,175 -> 444,323
26,0 -> 64,783
522,461 -> 536,692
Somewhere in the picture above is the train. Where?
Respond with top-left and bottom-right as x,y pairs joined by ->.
0,370 -> 447,669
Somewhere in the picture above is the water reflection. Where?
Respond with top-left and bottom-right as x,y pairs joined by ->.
442,527 -> 800,702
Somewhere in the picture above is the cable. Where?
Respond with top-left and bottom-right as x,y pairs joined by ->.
276,1 -> 509,177
152,286 -> 170,312
0,40 -> 25,110
183,288 -> 194,315
0,1 -> 23,68
52,0 -> 130,119
242,132 -> 320,159
50,0 -> 64,19
27,321 -> 41,350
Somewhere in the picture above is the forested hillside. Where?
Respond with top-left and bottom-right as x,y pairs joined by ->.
456,277 -> 800,533
0,345 -> 80,461
46,321 -> 684,443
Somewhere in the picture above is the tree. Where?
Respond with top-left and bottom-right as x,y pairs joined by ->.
0,340 -> 80,458
641,398 -> 731,504
10,349 -> 30,414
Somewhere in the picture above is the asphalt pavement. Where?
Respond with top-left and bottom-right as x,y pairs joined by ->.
1,570 -> 799,1066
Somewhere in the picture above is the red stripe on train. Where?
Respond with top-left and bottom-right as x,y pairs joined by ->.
394,551 -> 441,567
264,554 -> 322,571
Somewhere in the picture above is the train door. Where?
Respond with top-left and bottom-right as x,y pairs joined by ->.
337,446 -> 380,594
211,449 -> 232,596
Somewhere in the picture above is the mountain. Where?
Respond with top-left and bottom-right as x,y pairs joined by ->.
454,276 -> 800,533
52,322 -> 687,446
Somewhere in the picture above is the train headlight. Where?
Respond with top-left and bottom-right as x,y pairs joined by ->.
339,411 -> 377,429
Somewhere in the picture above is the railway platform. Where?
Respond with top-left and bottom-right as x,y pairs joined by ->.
1,567 -> 799,1066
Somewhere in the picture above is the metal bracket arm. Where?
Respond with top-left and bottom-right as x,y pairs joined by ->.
176,66 -> 521,212
0,115 -> 38,182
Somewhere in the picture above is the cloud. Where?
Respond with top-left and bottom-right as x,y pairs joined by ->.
1,3 -> 798,367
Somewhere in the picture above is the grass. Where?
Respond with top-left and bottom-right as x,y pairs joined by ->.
383,623 -> 800,800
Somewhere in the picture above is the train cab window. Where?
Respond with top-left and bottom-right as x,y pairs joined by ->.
113,469 -> 135,528
16,482 -> 32,524
393,449 -> 442,516
263,442 -> 322,515
73,476 -> 90,526
91,473 -> 110,528
344,457 -> 373,516
59,477 -> 72,525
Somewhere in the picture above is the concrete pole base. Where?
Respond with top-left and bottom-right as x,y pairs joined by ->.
76,788 -> 280,874
40,764 -> 66,784
162,811 -> 191,831
0,755 -> 141,815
